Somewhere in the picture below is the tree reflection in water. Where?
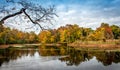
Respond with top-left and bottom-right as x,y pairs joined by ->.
0,46 -> 120,67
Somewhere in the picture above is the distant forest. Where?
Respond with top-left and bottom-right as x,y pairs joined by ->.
0,23 -> 120,44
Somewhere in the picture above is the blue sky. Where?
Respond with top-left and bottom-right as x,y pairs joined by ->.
0,0 -> 120,33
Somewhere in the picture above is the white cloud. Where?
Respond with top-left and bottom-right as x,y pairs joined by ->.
53,4 -> 120,30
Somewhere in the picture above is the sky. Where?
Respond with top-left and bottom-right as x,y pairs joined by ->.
0,0 -> 120,33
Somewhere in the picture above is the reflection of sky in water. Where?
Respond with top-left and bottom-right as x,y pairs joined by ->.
1,52 -> 120,70
76,57 -> 120,70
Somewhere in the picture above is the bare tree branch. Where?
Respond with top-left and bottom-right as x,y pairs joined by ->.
0,0 -> 57,30
0,8 -> 25,24
22,9 -> 43,30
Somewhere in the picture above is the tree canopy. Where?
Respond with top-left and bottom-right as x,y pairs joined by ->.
0,23 -> 120,44
38,23 -> 120,43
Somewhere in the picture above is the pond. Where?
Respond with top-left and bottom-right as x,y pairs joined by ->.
0,46 -> 120,70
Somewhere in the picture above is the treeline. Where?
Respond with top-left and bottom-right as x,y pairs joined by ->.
38,23 -> 120,43
0,23 -> 120,44
0,27 -> 38,44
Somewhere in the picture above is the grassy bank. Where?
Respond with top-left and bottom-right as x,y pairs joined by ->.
68,40 -> 120,48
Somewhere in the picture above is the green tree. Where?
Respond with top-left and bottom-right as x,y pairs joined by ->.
111,25 -> 120,39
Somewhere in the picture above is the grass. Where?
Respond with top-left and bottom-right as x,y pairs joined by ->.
68,39 -> 120,49
73,39 -> 120,45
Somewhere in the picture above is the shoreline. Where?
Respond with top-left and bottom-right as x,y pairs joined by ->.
0,43 -> 120,50
0,43 -> 61,49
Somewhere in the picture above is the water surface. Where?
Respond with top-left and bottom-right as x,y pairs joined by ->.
0,46 -> 120,70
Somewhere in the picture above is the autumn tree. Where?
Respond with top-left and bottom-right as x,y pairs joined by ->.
57,27 -> 66,42
88,23 -> 114,41
57,24 -> 86,43
0,26 -> 39,44
88,27 -> 105,41
38,30 -> 52,43
65,24 -> 82,42
101,23 -> 114,39
0,27 -> 11,44
82,28 -> 93,41
48,29 -> 59,43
